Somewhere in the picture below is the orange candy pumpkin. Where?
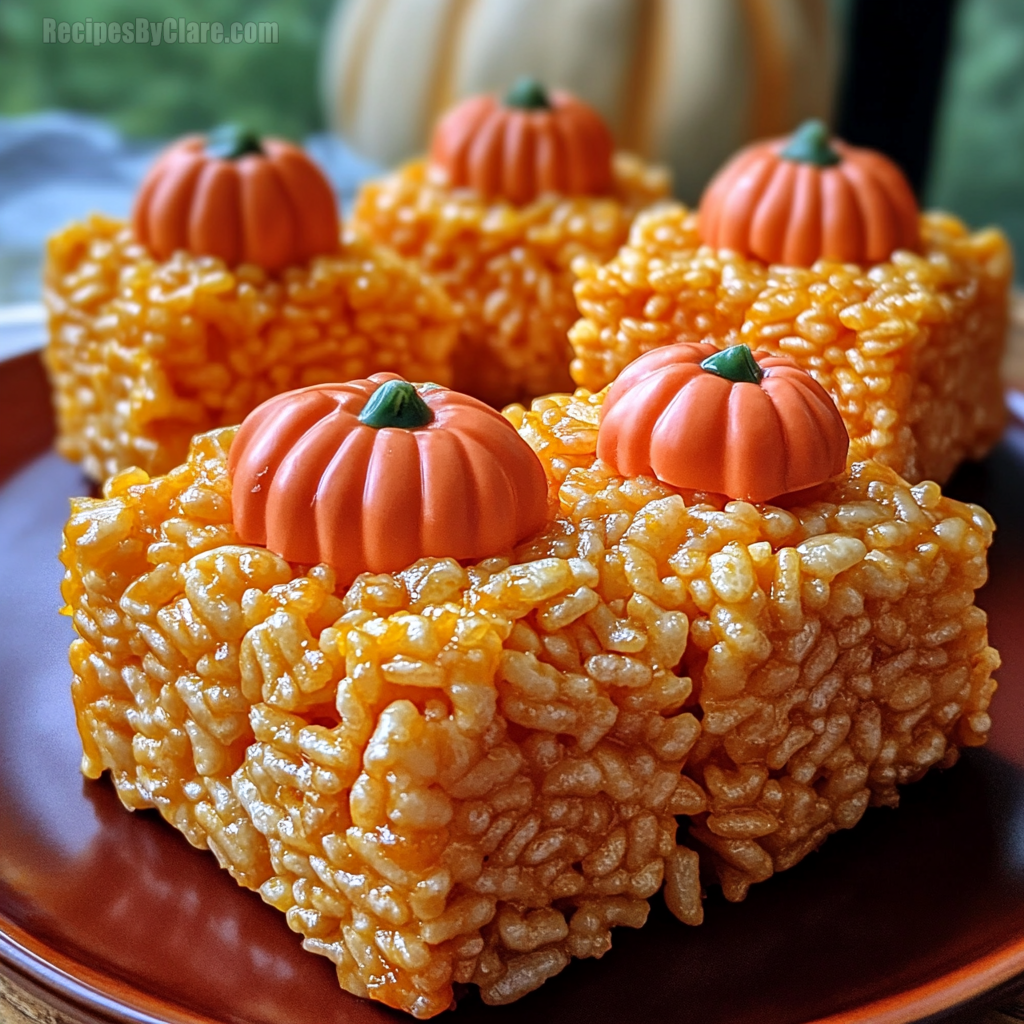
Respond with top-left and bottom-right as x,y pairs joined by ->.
597,343 -> 849,503
132,125 -> 340,273
428,78 -> 614,205
229,373 -> 549,583
698,119 -> 920,266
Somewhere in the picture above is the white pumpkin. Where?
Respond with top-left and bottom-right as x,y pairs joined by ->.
321,0 -> 838,201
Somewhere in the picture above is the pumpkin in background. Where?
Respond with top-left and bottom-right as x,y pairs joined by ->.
322,0 -> 837,201
429,79 -> 614,203
597,343 -> 849,502
229,373 -> 549,583
132,124 -> 340,273
698,119 -> 921,266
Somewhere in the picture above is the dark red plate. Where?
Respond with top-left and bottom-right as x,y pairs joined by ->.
2,350 -> 1024,1024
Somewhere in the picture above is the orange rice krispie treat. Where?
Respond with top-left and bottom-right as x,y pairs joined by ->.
569,121 -> 1012,485
45,126 -> 457,482
63,360 -> 998,1017
511,347 -> 998,897
350,79 -> 669,409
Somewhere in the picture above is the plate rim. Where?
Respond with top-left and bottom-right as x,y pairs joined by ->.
3,891 -> 1024,1024
0,917 -> 215,1024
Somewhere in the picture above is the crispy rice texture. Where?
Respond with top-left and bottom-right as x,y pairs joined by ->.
349,153 -> 669,409
568,205 -> 1012,485
44,217 -> 458,483
64,394 -> 998,1017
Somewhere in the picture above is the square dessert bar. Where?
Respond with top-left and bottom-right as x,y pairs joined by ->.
45,217 -> 456,482
351,153 -> 668,409
63,426 -> 702,1015
63,395 -> 997,1016
348,80 -> 670,411
512,389 -> 998,890
569,207 -> 1011,484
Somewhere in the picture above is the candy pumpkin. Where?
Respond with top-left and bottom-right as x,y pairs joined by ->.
597,343 -> 849,502
229,373 -> 549,582
428,78 -> 614,204
132,124 -> 340,272
698,119 -> 920,266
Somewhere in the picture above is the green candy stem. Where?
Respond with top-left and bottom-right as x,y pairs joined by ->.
206,123 -> 264,160
779,118 -> 841,167
358,380 -> 434,429
504,77 -> 551,110
700,345 -> 764,385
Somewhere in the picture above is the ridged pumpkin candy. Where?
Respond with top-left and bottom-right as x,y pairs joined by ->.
429,78 -> 614,204
229,373 -> 549,583
132,124 -> 340,272
698,119 -> 920,266
597,343 -> 849,503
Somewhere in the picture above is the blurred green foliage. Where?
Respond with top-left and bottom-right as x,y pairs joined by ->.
929,0 -> 1024,267
0,0 -> 336,139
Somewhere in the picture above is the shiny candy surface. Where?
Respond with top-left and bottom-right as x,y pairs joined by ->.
698,121 -> 920,266
132,130 -> 340,272
598,343 -> 850,503
228,374 -> 549,583
428,86 -> 614,204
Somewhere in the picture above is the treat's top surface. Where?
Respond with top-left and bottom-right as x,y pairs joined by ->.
227,374 -> 549,583
697,118 -> 920,267
131,126 -> 340,272
597,342 -> 850,504
427,81 -> 614,205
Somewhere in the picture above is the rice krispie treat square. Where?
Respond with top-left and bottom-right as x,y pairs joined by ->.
350,81 -> 669,409
513,386 -> 998,896
63,379 -> 997,1016
45,128 -> 459,483
62,425 -> 703,1015
571,116 -> 1012,488
570,205 -> 1010,485
45,220 -> 457,483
